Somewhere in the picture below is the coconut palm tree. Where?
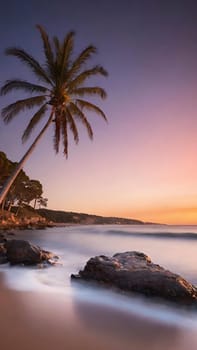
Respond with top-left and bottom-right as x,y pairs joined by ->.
0,25 -> 108,205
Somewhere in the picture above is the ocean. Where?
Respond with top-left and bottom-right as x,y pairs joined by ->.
1,224 -> 197,350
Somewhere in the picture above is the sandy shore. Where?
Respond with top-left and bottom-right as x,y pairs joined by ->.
0,272 -> 197,350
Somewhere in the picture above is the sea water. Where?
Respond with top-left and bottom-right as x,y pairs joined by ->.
1,224 -> 197,348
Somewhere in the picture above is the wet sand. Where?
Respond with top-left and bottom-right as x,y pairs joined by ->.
0,273 -> 197,350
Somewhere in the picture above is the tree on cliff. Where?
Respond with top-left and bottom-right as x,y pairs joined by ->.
0,151 -> 44,211
0,25 -> 108,205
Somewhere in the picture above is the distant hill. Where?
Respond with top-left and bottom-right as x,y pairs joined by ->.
37,208 -> 147,225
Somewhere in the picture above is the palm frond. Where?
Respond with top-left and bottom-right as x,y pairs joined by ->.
76,99 -> 107,122
53,36 -> 63,69
69,102 -> 93,139
22,103 -> 48,142
67,45 -> 96,80
71,86 -> 107,99
68,65 -> 108,90
61,113 -> 68,157
53,36 -> 61,57
2,96 -> 46,123
37,25 -> 54,67
5,47 -> 53,85
53,112 -> 61,153
37,25 -> 56,82
1,79 -> 49,95
59,31 -> 75,83
2,27 -> 108,159
66,107 -> 79,143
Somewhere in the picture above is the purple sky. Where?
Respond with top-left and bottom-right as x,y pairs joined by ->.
1,0 -> 197,224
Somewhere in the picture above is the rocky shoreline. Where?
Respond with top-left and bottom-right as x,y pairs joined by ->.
0,234 -> 58,266
0,209 -> 53,231
0,222 -> 197,308
71,251 -> 197,306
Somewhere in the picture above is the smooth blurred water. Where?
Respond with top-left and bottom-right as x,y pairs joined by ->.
1,224 -> 197,328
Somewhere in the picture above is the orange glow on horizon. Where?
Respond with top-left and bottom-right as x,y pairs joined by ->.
120,206 -> 197,225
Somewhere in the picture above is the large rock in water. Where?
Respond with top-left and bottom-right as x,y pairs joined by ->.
71,251 -> 197,305
5,239 -> 57,265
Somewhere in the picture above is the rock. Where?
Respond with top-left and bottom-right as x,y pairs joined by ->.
0,255 -> 8,264
0,243 -> 6,254
5,240 -> 41,265
41,249 -> 59,263
5,239 -> 58,265
0,243 -> 8,264
71,251 -> 197,305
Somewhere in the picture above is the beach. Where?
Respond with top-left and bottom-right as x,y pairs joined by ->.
1,225 -> 197,349
1,272 -> 197,350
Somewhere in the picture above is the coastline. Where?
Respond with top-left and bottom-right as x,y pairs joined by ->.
1,207 -> 160,230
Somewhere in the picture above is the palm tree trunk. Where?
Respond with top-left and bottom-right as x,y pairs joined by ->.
0,111 -> 54,206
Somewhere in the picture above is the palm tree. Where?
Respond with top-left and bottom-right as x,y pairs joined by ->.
0,25 -> 108,205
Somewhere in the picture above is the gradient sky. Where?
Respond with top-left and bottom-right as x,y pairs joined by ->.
0,0 -> 197,224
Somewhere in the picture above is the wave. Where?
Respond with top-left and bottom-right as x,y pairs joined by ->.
106,230 -> 197,240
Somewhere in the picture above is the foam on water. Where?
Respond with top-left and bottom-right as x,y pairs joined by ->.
1,224 -> 197,329
2,262 -> 197,330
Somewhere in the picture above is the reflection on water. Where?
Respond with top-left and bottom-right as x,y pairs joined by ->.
3,285 -> 196,350
73,298 -> 187,350
3,287 -> 196,350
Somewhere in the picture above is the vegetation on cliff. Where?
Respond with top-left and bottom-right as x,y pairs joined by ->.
0,206 -> 146,229
0,207 -> 48,229
37,208 -> 145,225
0,151 -> 47,213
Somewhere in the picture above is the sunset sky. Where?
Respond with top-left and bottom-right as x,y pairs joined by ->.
0,0 -> 197,225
